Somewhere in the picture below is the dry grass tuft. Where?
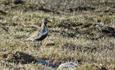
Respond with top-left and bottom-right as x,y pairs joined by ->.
0,0 -> 115,70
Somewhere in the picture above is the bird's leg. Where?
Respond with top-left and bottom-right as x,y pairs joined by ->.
40,41 -> 45,50
36,41 -> 41,48
33,41 -> 40,48
41,40 -> 47,50
43,39 -> 47,47
34,41 -> 38,47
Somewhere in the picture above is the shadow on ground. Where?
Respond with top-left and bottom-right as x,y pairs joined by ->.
3,51 -> 37,64
2,51 -> 61,68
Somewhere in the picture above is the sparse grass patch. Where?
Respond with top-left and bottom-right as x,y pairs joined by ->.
0,0 -> 115,70
77,63 -> 106,70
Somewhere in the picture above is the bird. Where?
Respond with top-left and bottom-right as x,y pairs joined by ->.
27,18 -> 51,46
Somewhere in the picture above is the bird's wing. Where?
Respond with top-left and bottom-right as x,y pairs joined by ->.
26,31 -> 39,41
26,25 -> 48,41
41,30 -> 48,36
34,30 -> 48,40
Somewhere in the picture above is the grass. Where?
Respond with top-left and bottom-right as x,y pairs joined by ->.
0,0 -> 115,70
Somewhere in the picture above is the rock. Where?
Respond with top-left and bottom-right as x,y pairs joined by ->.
36,59 -> 59,68
57,62 -> 78,70
102,26 -> 115,37
95,21 -> 115,37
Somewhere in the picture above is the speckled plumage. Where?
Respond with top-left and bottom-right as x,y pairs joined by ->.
27,18 -> 49,42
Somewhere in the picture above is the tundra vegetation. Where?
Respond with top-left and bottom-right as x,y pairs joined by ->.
0,0 -> 115,70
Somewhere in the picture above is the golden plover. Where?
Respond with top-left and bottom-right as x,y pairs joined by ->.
27,18 -> 51,43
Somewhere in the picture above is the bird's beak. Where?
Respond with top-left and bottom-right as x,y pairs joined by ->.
48,19 -> 52,23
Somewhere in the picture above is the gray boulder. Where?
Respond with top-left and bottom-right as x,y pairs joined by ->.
57,62 -> 78,70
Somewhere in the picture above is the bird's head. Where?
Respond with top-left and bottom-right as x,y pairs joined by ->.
43,18 -> 52,25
